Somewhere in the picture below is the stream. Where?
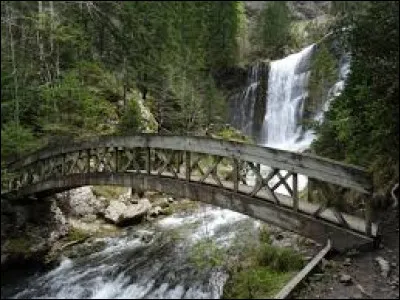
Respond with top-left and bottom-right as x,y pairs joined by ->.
1,203 -> 264,299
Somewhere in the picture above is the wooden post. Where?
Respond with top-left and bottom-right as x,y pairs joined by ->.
146,148 -> 151,174
365,200 -> 372,236
61,155 -> 65,176
115,147 -> 118,172
185,151 -> 191,181
233,158 -> 239,192
87,149 -> 91,173
293,173 -> 298,211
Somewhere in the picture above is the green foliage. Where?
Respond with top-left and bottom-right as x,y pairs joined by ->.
223,267 -> 295,299
4,237 -> 34,257
189,238 -> 225,269
1,1 -> 244,160
223,225 -> 303,299
213,126 -> 253,143
304,43 -> 338,122
65,228 -> 90,242
259,225 -> 272,245
256,244 -> 304,272
1,122 -> 41,159
313,1 -> 399,192
117,99 -> 143,135
252,1 -> 292,58
37,68 -> 118,138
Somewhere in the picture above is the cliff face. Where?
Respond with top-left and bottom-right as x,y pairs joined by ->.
244,1 -> 331,20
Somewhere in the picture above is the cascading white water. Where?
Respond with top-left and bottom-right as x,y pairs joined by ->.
247,45 -> 350,195
261,44 -> 316,151
230,63 -> 262,137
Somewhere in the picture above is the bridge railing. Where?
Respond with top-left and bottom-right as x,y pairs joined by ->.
1,135 -> 374,236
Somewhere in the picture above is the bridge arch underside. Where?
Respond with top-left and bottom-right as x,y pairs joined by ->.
6,172 -> 375,252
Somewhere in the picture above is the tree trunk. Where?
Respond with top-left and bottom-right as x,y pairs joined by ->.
8,5 -> 19,127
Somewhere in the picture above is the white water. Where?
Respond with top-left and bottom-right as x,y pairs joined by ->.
230,63 -> 265,137
261,44 -> 316,150
247,45 -> 350,195
1,205 -> 261,299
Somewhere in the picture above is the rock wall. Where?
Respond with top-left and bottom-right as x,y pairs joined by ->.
1,198 -> 69,269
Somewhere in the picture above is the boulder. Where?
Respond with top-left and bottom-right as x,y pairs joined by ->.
104,199 -> 151,226
149,206 -> 163,217
339,274 -> 353,285
375,256 -> 390,278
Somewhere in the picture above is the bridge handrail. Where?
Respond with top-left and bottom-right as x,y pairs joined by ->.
4,134 -> 373,194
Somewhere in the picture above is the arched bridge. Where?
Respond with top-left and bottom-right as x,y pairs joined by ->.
1,135 -> 377,252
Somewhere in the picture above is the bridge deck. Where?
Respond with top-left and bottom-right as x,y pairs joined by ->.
157,171 -> 377,237
1,135 -> 377,251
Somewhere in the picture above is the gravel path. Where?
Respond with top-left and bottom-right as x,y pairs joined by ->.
294,209 -> 399,299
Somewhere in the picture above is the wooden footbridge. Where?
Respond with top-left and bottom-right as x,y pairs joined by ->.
1,135 -> 378,251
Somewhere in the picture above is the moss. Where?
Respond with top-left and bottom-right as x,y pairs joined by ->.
212,126 -> 253,144
65,227 -> 91,242
172,199 -> 200,213
162,207 -> 174,216
91,185 -> 129,199
304,43 -> 338,124
5,237 -> 33,255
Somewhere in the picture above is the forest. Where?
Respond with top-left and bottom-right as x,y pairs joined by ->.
1,0 -> 398,195
1,2 -> 399,299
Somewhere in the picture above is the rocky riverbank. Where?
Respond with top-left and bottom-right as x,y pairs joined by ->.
0,185 -> 198,270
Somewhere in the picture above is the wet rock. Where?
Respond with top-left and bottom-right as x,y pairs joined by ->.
130,198 -> 139,205
344,257 -> 352,266
1,199 -> 69,269
167,197 -> 174,204
375,256 -> 390,278
104,199 -> 151,226
346,249 -> 359,257
140,231 -> 154,244
57,186 -> 105,217
339,274 -> 353,285
352,293 -> 363,299
149,206 -> 163,217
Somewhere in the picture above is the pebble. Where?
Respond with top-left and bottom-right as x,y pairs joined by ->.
344,257 -> 352,266
352,293 -> 363,299
339,274 -> 353,285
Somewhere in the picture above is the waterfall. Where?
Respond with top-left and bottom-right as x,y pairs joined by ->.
230,63 -> 262,137
260,44 -> 316,151
245,44 -> 350,195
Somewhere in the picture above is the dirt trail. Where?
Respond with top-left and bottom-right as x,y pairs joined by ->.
294,209 -> 399,299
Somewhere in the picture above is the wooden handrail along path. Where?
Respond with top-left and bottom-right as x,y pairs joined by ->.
1,135 -> 377,251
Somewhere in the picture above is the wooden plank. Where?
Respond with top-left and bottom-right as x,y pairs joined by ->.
185,151 -> 191,181
293,173 -> 298,211
6,135 -> 372,194
8,173 -> 375,251
233,158 -> 239,192
274,240 -> 332,299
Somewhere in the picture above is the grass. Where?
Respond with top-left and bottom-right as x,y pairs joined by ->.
189,238 -> 225,270
222,226 -> 304,299
255,244 -> 304,272
91,185 -> 129,199
223,267 -> 296,299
